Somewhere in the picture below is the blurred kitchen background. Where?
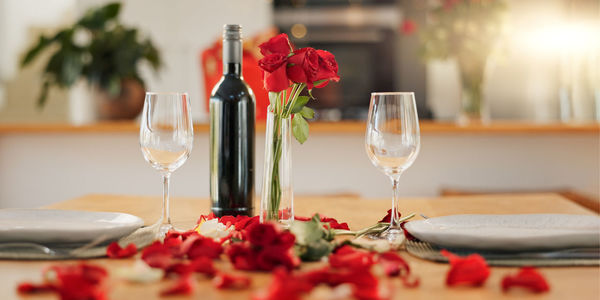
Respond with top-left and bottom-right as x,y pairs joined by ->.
0,0 -> 598,210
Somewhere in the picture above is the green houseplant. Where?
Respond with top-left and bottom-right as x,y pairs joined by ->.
21,2 -> 160,119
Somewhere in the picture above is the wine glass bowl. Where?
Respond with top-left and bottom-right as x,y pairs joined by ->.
140,92 -> 193,235
365,92 -> 420,243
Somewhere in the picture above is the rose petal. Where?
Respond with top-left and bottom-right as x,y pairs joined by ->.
160,275 -> 195,296
441,250 -> 490,287
213,272 -> 252,290
259,33 -> 293,56
17,282 -> 55,294
502,267 -> 550,293
141,241 -> 173,269
106,242 -> 137,259
329,245 -> 375,270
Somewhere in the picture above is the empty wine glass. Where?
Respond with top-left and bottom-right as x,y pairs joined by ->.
365,92 -> 420,243
140,92 -> 193,235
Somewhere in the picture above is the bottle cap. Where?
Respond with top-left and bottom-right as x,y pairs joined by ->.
223,24 -> 242,40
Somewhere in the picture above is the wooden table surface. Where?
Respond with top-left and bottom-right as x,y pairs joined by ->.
1,193 -> 598,300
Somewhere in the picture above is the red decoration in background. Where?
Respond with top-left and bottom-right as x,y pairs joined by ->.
200,39 -> 270,121
441,250 -> 490,287
106,242 -> 137,259
501,267 -> 550,293
401,19 -> 417,35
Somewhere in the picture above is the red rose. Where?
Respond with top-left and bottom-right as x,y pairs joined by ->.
379,251 -> 420,287
287,47 -> 320,88
226,242 -> 257,270
259,33 -> 293,56
441,250 -> 490,287
247,223 -> 278,247
262,64 -> 290,92
256,246 -> 299,271
274,231 -> 296,249
313,50 -> 340,88
259,53 -> 288,73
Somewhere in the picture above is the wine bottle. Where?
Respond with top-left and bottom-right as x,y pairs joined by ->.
209,24 -> 255,217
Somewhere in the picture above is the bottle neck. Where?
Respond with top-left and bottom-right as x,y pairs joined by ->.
222,39 -> 242,76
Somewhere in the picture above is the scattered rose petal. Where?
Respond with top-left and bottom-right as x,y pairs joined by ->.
213,272 -> 252,290
160,275 -> 195,296
18,263 -> 109,300
400,221 -> 416,240
441,250 -> 490,287
106,242 -> 137,259
252,268 -> 313,300
141,241 -> 173,269
17,282 -> 54,294
379,209 -> 392,223
329,245 -> 375,270
502,267 -> 550,293
294,214 -> 350,230
186,235 -> 223,259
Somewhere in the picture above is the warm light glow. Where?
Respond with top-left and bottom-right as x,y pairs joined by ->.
522,22 -> 600,55
291,23 -> 307,39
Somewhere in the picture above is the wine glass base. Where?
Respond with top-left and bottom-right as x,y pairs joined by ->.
158,223 -> 174,237
367,227 -> 405,247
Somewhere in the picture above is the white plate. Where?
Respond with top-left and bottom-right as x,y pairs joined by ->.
404,214 -> 600,251
0,209 -> 144,244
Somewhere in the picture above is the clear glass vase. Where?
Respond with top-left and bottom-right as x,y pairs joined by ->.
457,58 -> 490,125
260,107 -> 293,226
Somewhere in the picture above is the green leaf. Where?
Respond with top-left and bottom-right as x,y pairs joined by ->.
290,214 -> 334,261
292,114 -> 309,144
290,218 -> 323,245
299,106 -> 314,119
290,96 -> 309,114
21,36 -> 50,67
37,80 -> 50,108
106,76 -> 121,96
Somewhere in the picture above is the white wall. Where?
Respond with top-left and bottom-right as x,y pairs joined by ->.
0,131 -> 597,208
76,0 -> 273,121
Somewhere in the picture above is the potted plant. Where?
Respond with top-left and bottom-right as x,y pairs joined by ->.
21,2 -> 161,120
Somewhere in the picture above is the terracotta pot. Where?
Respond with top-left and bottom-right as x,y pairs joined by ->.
96,79 -> 146,120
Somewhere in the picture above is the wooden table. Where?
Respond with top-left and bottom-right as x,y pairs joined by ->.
1,193 -> 598,299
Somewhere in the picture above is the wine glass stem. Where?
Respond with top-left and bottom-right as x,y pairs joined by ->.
390,176 -> 401,230
162,173 -> 171,226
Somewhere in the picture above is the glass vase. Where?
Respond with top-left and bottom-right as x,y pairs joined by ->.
457,58 -> 489,125
260,107 -> 293,226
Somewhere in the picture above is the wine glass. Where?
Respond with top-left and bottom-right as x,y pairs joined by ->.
365,92 -> 420,243
140,92 -> 193,235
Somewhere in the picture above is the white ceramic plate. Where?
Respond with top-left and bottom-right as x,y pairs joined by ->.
0,209 -> 144,244
404,214 -> 600,251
